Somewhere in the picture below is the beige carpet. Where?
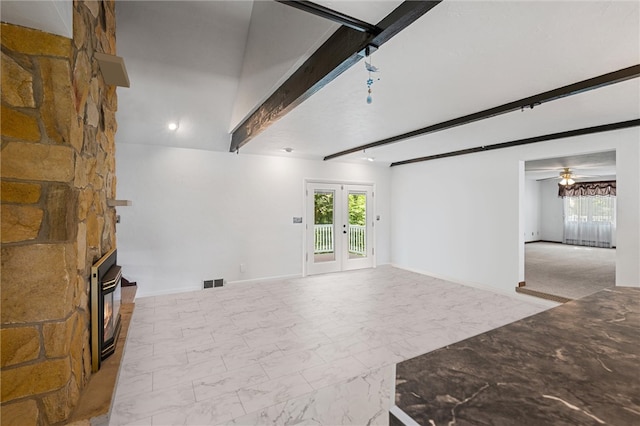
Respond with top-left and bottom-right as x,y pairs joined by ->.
524,242 -> 615,300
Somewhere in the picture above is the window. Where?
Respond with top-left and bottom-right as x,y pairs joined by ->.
563,195 -> 616,248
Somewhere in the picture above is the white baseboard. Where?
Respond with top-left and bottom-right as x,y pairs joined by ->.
133,265 -> 557,308
390,263 -> 558,308
227,273 -> 302,285
136,274 -> 304,298
135,285 -> 202,299
134,273 -> 304,298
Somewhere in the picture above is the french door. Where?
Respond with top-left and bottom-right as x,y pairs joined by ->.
306,182 -> 374,275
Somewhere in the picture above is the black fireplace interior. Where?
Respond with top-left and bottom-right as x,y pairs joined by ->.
91,248 -> 122,372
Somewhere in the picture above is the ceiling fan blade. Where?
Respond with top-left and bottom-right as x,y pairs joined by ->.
573,174 -> 612,179
526,164 -> 613,172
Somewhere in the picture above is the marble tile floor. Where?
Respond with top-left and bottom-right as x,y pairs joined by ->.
110,266 -> 557,426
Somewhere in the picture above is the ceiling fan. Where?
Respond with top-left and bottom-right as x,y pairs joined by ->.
537,168 -> 595,185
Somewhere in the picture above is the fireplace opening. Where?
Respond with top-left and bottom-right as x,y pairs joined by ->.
91,249 -> 122,372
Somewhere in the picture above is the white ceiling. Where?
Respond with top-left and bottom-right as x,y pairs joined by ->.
229,1 -> 337,130
313,0 -> 403,25
1,0 -> 72,38
109,1 -> 638,171
115,1 -> 254,151
525,151 -> 616,182
241,0 -> 640,165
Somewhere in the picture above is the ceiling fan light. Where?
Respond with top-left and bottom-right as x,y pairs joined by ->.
567,178 -> 575,185
560,178 -> 568,185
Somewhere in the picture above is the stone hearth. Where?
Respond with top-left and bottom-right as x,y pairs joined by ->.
67,301 -> 134,426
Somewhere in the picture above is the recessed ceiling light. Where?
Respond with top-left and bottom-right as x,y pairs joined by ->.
168,122 -> 178,131
282,147 -> 293,153
365,157 -> 375,162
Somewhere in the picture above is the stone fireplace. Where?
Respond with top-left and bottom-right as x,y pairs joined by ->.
1,1 -> 119,424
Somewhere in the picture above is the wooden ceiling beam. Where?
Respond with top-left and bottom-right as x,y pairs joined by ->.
229,1 -> 443,152
275,1 -> 381,34
324,64 -> 640,161
389,119 -> 640,167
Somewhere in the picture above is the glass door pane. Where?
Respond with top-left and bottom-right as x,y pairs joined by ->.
348,192 -> 367,259
103,292 -> 114,341
314,190 -> 335,263
307,183 -> 343,275
342,185 -> 374,271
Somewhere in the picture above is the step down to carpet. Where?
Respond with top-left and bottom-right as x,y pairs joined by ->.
515,287 -> 572,304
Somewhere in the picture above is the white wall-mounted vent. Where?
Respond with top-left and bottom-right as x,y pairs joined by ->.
94,52 -> 130,88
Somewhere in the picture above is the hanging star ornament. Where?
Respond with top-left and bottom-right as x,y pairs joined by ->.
365,58 -> 380,104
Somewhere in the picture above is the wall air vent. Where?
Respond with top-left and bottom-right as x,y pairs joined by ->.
94,52 -> 130,88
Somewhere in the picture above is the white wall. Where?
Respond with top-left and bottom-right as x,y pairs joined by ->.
616,139 -> 640,285
390,128 -> 640,294
539,179 -> 564,242
391,150 -> 523,294
115,1 -> 253,152
116,144 -> 391,297
1,0 -> 73,38
524,179 -> 541,242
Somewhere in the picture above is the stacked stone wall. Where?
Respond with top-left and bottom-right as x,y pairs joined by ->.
1,1 -> 118,424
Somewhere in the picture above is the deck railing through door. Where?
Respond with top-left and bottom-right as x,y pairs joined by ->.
314,225 -> 366,255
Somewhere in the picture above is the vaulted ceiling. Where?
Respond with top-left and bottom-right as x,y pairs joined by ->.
236,1 -> 639,165
113,1 -> 638,172
4,1 -> 637,176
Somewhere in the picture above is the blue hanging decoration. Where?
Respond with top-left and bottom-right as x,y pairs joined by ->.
365,56 -> 380,105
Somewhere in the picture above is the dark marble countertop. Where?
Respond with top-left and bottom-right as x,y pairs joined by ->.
392,287 -> 640,426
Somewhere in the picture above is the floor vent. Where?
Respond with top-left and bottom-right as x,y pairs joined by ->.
204,279 -> 224,289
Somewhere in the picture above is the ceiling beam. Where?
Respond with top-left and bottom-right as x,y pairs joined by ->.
230,1 -> 443,153
324,64 -> 640,161
275,1 -> 381,34
389,119 -> 640,167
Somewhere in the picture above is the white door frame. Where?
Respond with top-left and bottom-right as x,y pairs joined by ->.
303,179 -> 376,277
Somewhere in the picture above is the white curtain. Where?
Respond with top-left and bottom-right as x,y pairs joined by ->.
563,195 -> 616,248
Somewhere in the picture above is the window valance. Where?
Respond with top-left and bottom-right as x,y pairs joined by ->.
558,180 -> 616,197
